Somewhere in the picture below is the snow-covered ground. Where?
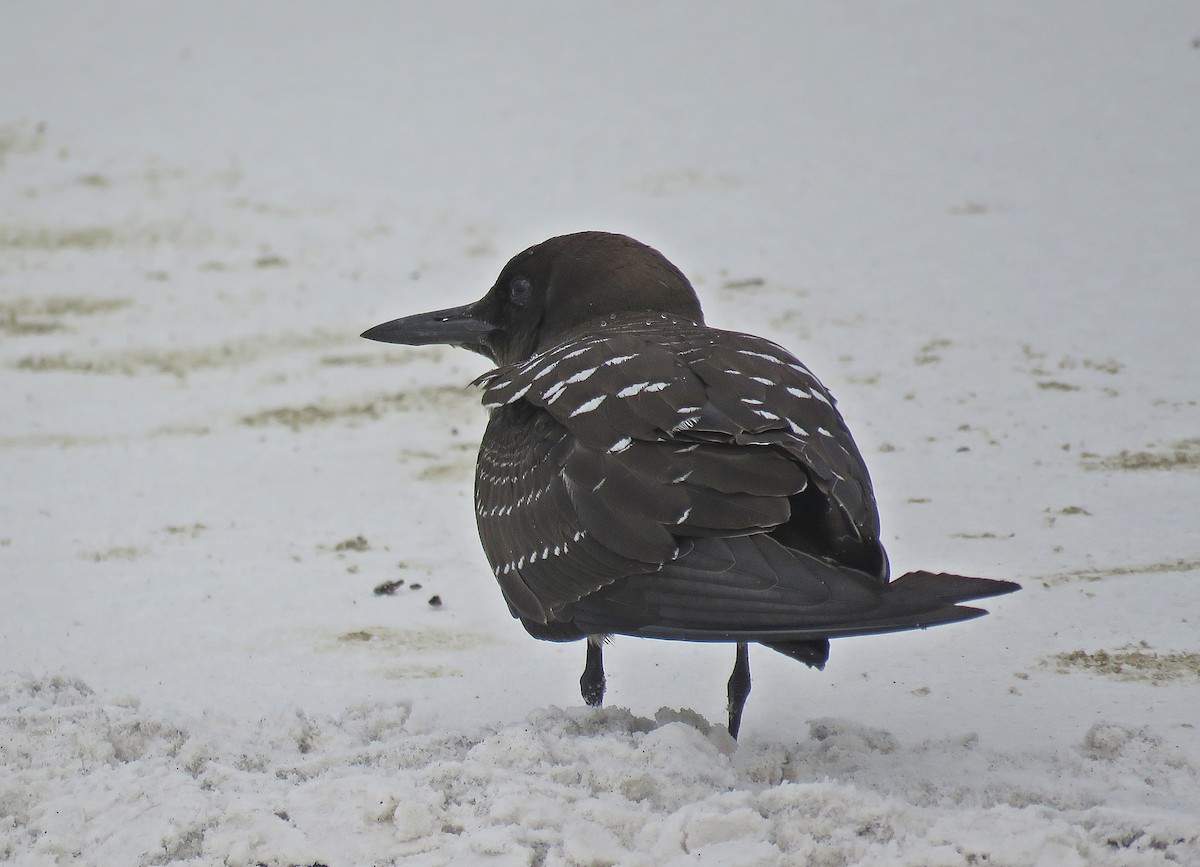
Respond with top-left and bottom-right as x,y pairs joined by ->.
3,3 -> 1198,864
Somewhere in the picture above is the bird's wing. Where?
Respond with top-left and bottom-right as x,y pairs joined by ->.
474,402 -> 668,623
474,317 -> 885,624
676,328 -> 886,577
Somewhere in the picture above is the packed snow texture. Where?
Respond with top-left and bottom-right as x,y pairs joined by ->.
3,3 -> 1199,865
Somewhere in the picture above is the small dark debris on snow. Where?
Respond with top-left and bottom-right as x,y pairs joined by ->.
428,595 -> 443,608
334,535 -> 370,552
373,579 -> 405,596
409,582 -> 423,590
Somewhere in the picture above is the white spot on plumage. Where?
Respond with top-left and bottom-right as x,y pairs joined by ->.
618,380 -> 670,397
563,346 -> 592,360
607,436 -> 633,454
570,394 -> 607,417
675,507 -> 692,525
787,419 -> 809,436
737,349 -> 783,364
677,405 -> 702,413
542,381 -> 567,403
742,397 -> 763,406
750,376 -> 775,386
532,360 -> 561,380
672,470 -> 694,483
592,478 -> 606,492
504,383 -> 532,404
564,366 -> 599,385
817,426 -> 834,437
675,444 -> 700,453
754,409 -> 780,420
811,389 -> 833,406
603,353 -> 638,366
786,387 -> 812,399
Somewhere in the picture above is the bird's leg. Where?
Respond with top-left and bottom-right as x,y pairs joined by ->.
726,641 -> 751,739
581,636 -> 606,707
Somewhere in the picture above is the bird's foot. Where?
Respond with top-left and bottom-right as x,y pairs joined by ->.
581,637 -> 606,707
726,642 -> 751,739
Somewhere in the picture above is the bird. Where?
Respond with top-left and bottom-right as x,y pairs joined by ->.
362,231 -> 1019,738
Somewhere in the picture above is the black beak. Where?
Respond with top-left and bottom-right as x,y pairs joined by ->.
361,301 -> 496,353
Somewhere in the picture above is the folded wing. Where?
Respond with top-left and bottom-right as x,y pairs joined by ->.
473,315 -> 967,633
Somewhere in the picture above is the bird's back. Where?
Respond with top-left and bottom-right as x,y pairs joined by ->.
472,311 -> 889,637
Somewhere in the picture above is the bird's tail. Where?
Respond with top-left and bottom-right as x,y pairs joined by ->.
886,570 -> 1021,605
761,571 -> 1017,668
811,569 -> 1020,639
745,569 -> 1021,643
570,535 -> 1020,643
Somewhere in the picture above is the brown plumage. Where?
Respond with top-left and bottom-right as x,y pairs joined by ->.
362,231 -> 1018,737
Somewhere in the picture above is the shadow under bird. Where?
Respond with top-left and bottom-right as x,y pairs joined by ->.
362,231 -> 1018,738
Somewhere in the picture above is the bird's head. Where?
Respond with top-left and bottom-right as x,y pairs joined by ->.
362,231 -> 705,365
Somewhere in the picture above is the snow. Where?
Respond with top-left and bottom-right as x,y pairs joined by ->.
2,2 -> 1198,864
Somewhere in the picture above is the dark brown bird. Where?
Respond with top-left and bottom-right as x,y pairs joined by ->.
362,231 -> 1018,738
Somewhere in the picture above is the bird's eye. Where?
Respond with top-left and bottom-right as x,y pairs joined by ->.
508,276 -> 533,305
